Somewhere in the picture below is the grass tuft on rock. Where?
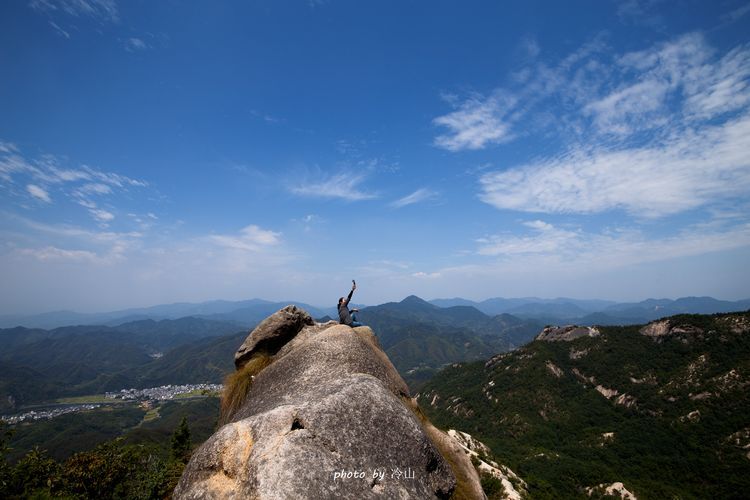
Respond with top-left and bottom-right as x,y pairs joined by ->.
219,353 -> 272,426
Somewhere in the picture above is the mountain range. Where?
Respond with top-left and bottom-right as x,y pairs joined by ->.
0,300 -> 335,330
430,295 -> 750,325
2,295 -> 747,330
2,294 -> 748,413
0,296 -> 542,411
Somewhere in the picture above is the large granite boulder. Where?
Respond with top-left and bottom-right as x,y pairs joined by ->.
234,304 -> 314,369
175,308 -> 483,499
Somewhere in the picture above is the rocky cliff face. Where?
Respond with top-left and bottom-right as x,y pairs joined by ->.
174,305 -> 483,499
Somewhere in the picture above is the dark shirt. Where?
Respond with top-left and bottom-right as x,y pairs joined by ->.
338,289 -> 354,325
338,303 -> 353,326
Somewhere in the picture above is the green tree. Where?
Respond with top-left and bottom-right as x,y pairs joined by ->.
171,416 -> 192,464
0,422 -> 14,497
61,438 -> 138,498
11,446 -> 59,497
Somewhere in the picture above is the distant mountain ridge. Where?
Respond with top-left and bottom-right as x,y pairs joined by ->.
358,295 -> 542,388
430,295 -> 750,324
0,300 -> 335,329
0,296 -> 540,410
2,295 -> 748,329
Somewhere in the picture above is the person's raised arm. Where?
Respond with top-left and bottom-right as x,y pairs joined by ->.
343,282 -> 356,306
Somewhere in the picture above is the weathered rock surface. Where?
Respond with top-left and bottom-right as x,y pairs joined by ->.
234,304 -> 314,369
447,430 -> 527,500
585,481 -> 638,499
536,325 -> 600,342
639,319 -> 703,339
176,307 -> 482,499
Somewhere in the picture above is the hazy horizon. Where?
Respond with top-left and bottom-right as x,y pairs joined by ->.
2,1 -> 749,315
4,291 -> 750,318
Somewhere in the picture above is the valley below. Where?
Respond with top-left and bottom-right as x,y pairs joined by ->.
1,296 -> 749,498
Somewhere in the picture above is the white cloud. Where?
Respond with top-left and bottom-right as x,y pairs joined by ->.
520,35 -> 540,58
124,37 -> 149,52
19,246 -> 101,263
683,44 -> 750,119
48,21 -> 70,38
0,145 -> 146,189
0,141 -> 18,154
460,33 -> 750,218
1,143 -> 149,226
435,33 -> 750,153
412,271 -> 442,279
210,225 -> 281,252
475,220 -> 750,271
90,209 -> 115,223
76,183 -> 112,196
27,184 -> 51,203
9,213 -> 142,247
30,0 -> 120,23
390,188 -> 438,208
722,2 -> 750,23
290,172 -> 377,201
478,221 -> 579,256
433,92 -> 516,151
616,0 -> 663,26
479,111 -> 750,217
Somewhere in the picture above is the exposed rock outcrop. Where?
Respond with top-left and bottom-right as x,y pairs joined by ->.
536,325 -> 599,342
447,429 -> 527,500
639,319 -> 703,340
585,481 -> 637,499
234,305 -> 314,369
175,307 -> 483,499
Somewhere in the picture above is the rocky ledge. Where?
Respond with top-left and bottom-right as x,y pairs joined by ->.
536,325 -> 600,342
174,305 -> 483,499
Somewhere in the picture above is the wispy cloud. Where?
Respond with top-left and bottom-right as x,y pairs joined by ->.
48,20 -> 70,38
433,92 -> 516,151
209,224 -> 281,252
479,111 -> 750,217
290,171 -> 377,201
519,35 -> 540,59
19,246 -> 102,264
5,212 -> 143,265
433,35 -> 609,152
461,33 -> 750,218
722,2 -> 750,23
412,271 -> 442,279
29,0 -> 120,23
435,32 -> 750,153
90,208 -> 115,223
0,142 -> 148,224
616,0 -> 664,27
389,188 -> 438,208
477,220 -> 579,256
250,109 -> 283,124
27,184 -> 51,203
476,219 -> 750,270
124,37 -> 149,52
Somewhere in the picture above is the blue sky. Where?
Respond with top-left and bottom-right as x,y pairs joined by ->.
1,0 -> 750,314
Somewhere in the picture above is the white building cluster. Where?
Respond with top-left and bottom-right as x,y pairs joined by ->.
105,383 -> 223,401
1,404 -> 100,424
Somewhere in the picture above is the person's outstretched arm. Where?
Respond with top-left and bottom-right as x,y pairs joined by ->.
343,283 -> 356,306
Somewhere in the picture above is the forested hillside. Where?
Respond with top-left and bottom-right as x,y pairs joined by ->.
421,312 -> 750,499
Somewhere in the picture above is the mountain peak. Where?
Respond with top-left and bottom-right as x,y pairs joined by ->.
400,295 -> 434,307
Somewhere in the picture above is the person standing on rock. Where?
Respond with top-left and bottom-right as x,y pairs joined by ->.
338,280 -> 363,327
